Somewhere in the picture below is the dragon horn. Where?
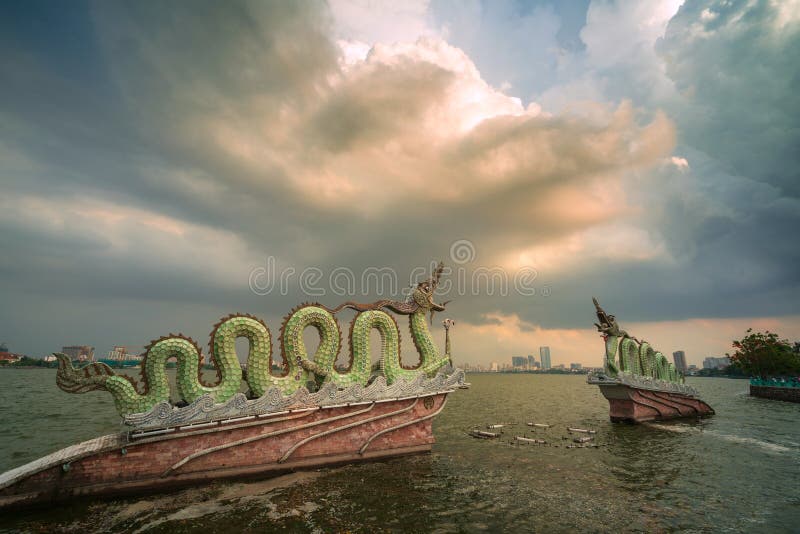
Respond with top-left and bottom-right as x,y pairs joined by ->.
432,261 -> 444,288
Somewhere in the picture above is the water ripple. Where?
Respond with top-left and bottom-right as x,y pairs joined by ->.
1,372 -> 799,532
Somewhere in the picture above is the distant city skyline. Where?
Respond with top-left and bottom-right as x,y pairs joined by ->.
511,356 -> 528,368
0,336 -> 758,371
487,341 -> 739,371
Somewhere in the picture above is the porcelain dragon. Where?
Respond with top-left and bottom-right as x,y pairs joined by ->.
593,297 -> 681,382
56,263 -> 454,416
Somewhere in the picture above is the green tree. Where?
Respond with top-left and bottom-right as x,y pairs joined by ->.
727,329 -> 800,377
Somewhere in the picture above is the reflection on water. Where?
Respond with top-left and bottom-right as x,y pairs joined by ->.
1,371 -> 799,532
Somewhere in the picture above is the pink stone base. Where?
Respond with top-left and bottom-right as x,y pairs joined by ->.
598,384 -> 714,423
0,393 -> 448,509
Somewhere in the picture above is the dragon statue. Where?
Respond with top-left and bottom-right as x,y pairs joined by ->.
593,297 -> 680,383
56,263 -> 454,417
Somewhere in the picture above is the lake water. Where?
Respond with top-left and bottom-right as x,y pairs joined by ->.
1,370 -> 798,532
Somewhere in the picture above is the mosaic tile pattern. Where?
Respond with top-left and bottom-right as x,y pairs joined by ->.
56,264 -> 455,418
593,299 -> 682,384
587,371 -> 701,397
125,366 -> 466,429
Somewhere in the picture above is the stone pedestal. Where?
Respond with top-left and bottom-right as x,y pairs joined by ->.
599,384 -> 714,423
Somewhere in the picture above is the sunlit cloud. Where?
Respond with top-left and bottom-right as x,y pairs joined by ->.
0,0 -> 797,363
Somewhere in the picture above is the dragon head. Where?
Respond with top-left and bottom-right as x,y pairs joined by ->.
411,262 -> 445,311
411,262 -> 451,324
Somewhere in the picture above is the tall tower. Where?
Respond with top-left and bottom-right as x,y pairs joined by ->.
672,351 -> 687,373
539,346 -> 551,370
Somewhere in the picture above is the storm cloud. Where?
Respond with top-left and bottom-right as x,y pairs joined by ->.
0,0 -> 797,365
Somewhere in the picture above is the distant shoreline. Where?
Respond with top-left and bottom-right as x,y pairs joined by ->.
0,366 -> 56,370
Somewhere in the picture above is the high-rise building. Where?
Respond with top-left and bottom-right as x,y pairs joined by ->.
539,346 -> 551,370
62,345 -> 95,362
490,361 -> 499,372
528,355 -> 536,368
672,351 -> 687,373
512,356 -> 527,368
570,363 -> 582,370
703,356 -> 730,370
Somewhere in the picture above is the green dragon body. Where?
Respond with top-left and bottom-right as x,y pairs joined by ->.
593,297 -> 681,383
56,264 -> 454,417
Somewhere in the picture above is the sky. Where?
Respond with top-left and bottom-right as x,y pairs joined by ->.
1,0 -> 798,368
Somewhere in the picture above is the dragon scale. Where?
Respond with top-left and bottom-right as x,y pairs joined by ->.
602,335 -> 681,382
57,265 -> 454,417
594,298 -> 682,384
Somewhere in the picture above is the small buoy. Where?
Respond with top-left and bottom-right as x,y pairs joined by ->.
487,424 -> 505,429
573,436 -> 593,444
515,436 -> 546,444
526,423 -> 551,428
567,427 -> 596,434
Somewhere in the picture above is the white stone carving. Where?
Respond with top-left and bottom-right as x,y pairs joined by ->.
125,367 -> 466,429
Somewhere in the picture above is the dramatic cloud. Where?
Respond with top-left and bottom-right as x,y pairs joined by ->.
658,0 -> 800,196
0,0 -> 798,366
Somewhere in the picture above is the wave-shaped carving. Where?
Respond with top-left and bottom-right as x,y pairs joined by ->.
587,371 -> 700,397
125,367 -> 466,429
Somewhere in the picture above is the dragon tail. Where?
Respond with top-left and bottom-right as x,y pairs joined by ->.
55,353 -> 115,394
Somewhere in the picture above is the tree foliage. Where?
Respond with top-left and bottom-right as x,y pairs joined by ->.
727,329 -> 800,377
